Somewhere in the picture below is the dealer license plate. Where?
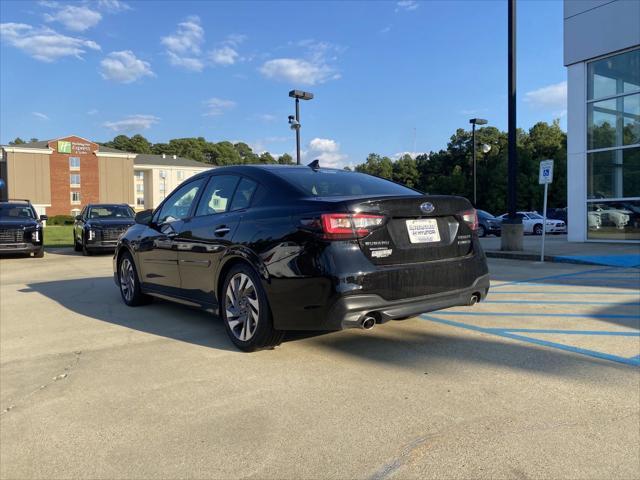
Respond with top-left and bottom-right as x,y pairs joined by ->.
406,219 -> 440,243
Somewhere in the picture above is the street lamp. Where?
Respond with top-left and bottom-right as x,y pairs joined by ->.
289,90 -> 314,165
469,118 -> 488,205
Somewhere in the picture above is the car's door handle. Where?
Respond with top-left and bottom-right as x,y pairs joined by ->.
214,226 -> 231,236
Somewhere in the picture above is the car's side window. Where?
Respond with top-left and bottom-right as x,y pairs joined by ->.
195,175 -> 240,217
155,178 -> 206,224
229,178 -> 258,211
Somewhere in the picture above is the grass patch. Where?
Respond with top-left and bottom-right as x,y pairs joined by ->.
44,225 -> 74,247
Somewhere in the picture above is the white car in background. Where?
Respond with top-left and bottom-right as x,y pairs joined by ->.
497,211 -> 567,235
591,205 -> 631,229
587,211 -> 602,230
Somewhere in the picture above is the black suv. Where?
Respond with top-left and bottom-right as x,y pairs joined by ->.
113,165 -> 489,352
74,204 -> 136,255
0,200 -> 47,257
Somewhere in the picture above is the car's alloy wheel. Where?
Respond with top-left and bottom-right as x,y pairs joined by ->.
117,252 -> 151,307
478,225 -> 486,237
225,273 -> 260,341
120,257 -> 135,303
221,264 -> 284,352
534,224 -> 543,235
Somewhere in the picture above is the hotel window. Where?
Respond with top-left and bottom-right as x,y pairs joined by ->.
69,157 -> 80,170
586,48 -> 640,241
136,197 -> 145,206
70,174 -> 81,187
71,208 -> 81,216
71,191 -> 81,204
135,171 -> 144,180
136,183 -> 144,193
177,170 -> 184,181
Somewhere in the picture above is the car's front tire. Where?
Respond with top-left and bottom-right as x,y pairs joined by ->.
221,264 -> 284,352
118,251 -> 151,306
534,224 -> 543,235
73,232 -> 82,252
478,225 -> 486,237
33,247 -> 44,258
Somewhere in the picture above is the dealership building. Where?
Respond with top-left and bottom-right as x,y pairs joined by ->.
564,0 -> 639,242
0,136 -> 211,216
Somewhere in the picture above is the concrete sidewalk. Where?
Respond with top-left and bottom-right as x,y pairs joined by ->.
480,235 -> 640,267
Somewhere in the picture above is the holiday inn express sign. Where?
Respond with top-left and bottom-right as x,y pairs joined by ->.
57,140 -> 92,155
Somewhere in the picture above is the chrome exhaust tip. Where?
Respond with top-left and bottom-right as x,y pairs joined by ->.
469,293 -> 481,306
360,316 -> 376,330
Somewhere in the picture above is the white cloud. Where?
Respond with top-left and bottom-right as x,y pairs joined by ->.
260,58 -> 338,86
392,151 -> 427,160
209,45 -> 239,66
524,81 -> 567,110
0,22 -> 100,62
167,51 -> 204,72
32,112 -> 49,120
307,137 -> 347,168
97,0 -> 131,13
256,113 -> 277,122
396,1 -> 419,12
203,97 -> 236,116
99,50 -> 154,83
43,5 -> 102,32
380,25 -> 392,34
162,16 -> 203,55
103,114 -> 159,132
87,108 -> 99,115
259,40 -> 341,85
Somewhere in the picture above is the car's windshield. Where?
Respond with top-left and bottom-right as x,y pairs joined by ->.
528,213 -> 543,219
0,205 -> 35,219
87,205 -> 134,219
275,169 -> 421,197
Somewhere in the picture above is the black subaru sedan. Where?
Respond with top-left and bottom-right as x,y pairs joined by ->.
0,200 -> 47,257
113,165 -> 489,351
74,204 -> 135,255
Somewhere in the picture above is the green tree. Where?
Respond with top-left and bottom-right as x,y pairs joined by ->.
392,155 -> 419,188
9,137 -> 26,145
128,134 -> 152,154
278,153 -> 294,165
355,153 -> 393,179
259,152 -> 276,164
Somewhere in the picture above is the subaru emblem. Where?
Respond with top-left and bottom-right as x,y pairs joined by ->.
420,202 -> 435,214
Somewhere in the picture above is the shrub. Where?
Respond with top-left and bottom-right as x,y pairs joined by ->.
48,215 -> 75,225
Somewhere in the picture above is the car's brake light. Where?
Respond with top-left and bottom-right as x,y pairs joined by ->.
461,209 -> 478,231
320,213 -> 385,239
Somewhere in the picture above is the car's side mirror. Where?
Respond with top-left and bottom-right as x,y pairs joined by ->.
75,215 -> 82,221
40,215 -> 48,221
135,209 -> 154,225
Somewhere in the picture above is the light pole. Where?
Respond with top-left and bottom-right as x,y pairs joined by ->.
288,90 -> 314,165
469,118 -> 488,205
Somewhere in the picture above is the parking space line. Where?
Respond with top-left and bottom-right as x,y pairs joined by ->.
491,267 -> 622,288
421,314 -> 640,367
435,311 -> 640,321
486,328 -> 640,336
488,291 -> 640,296
485,300 -> 640,306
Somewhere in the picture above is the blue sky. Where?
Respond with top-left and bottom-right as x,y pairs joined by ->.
0,0 -> 567,167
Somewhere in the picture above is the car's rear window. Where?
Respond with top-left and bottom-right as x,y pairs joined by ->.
274,169 -> 421,197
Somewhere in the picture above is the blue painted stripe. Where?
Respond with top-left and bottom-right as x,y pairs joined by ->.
489,328 -> 640,336
485,299 -> 640,306
488,290 -> 640,296
493,281 -> 638,288
491,267 -> 616,288
420,314 -> 640,367
435,311 -> 640,320
630,355 -> 640,361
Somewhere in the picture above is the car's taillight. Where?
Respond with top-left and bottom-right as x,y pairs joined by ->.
320,213 -> 385,239
461,209 -> 478,231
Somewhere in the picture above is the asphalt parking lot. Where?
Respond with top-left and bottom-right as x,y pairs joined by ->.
1,250 -> 639,479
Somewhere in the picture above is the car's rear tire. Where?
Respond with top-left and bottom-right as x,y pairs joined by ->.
478,225 -> 486,237
118,251 -> 151,306
534,224 -> 543,235
221,264 -> 284,352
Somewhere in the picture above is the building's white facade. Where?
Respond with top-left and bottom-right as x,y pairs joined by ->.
564,0 -> 639,242
133,154 -> 211,210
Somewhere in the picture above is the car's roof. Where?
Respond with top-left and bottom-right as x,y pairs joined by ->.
0,201 -> 33,207
86,203 -> 131,207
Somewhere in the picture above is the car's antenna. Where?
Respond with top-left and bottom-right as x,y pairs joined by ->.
307,159 -> 320,171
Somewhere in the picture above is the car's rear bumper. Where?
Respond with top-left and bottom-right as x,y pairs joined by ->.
0,243 -> 41,254
328,273 -> 490,329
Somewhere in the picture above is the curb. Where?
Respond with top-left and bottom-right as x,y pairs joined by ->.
485,251 -> 640,268
485,251 -> 555,263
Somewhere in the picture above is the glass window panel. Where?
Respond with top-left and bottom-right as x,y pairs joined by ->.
195,175 -> 240,216
587,98 -> 617,149
587,199 -> 640,240
623,93 -> 640,146
588,49 -> 640,100
155,178 -> 205,223
588,148 -> 640,199
229,178 -> 258,211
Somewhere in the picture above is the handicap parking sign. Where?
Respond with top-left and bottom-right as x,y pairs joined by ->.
539,159 -> 554,184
